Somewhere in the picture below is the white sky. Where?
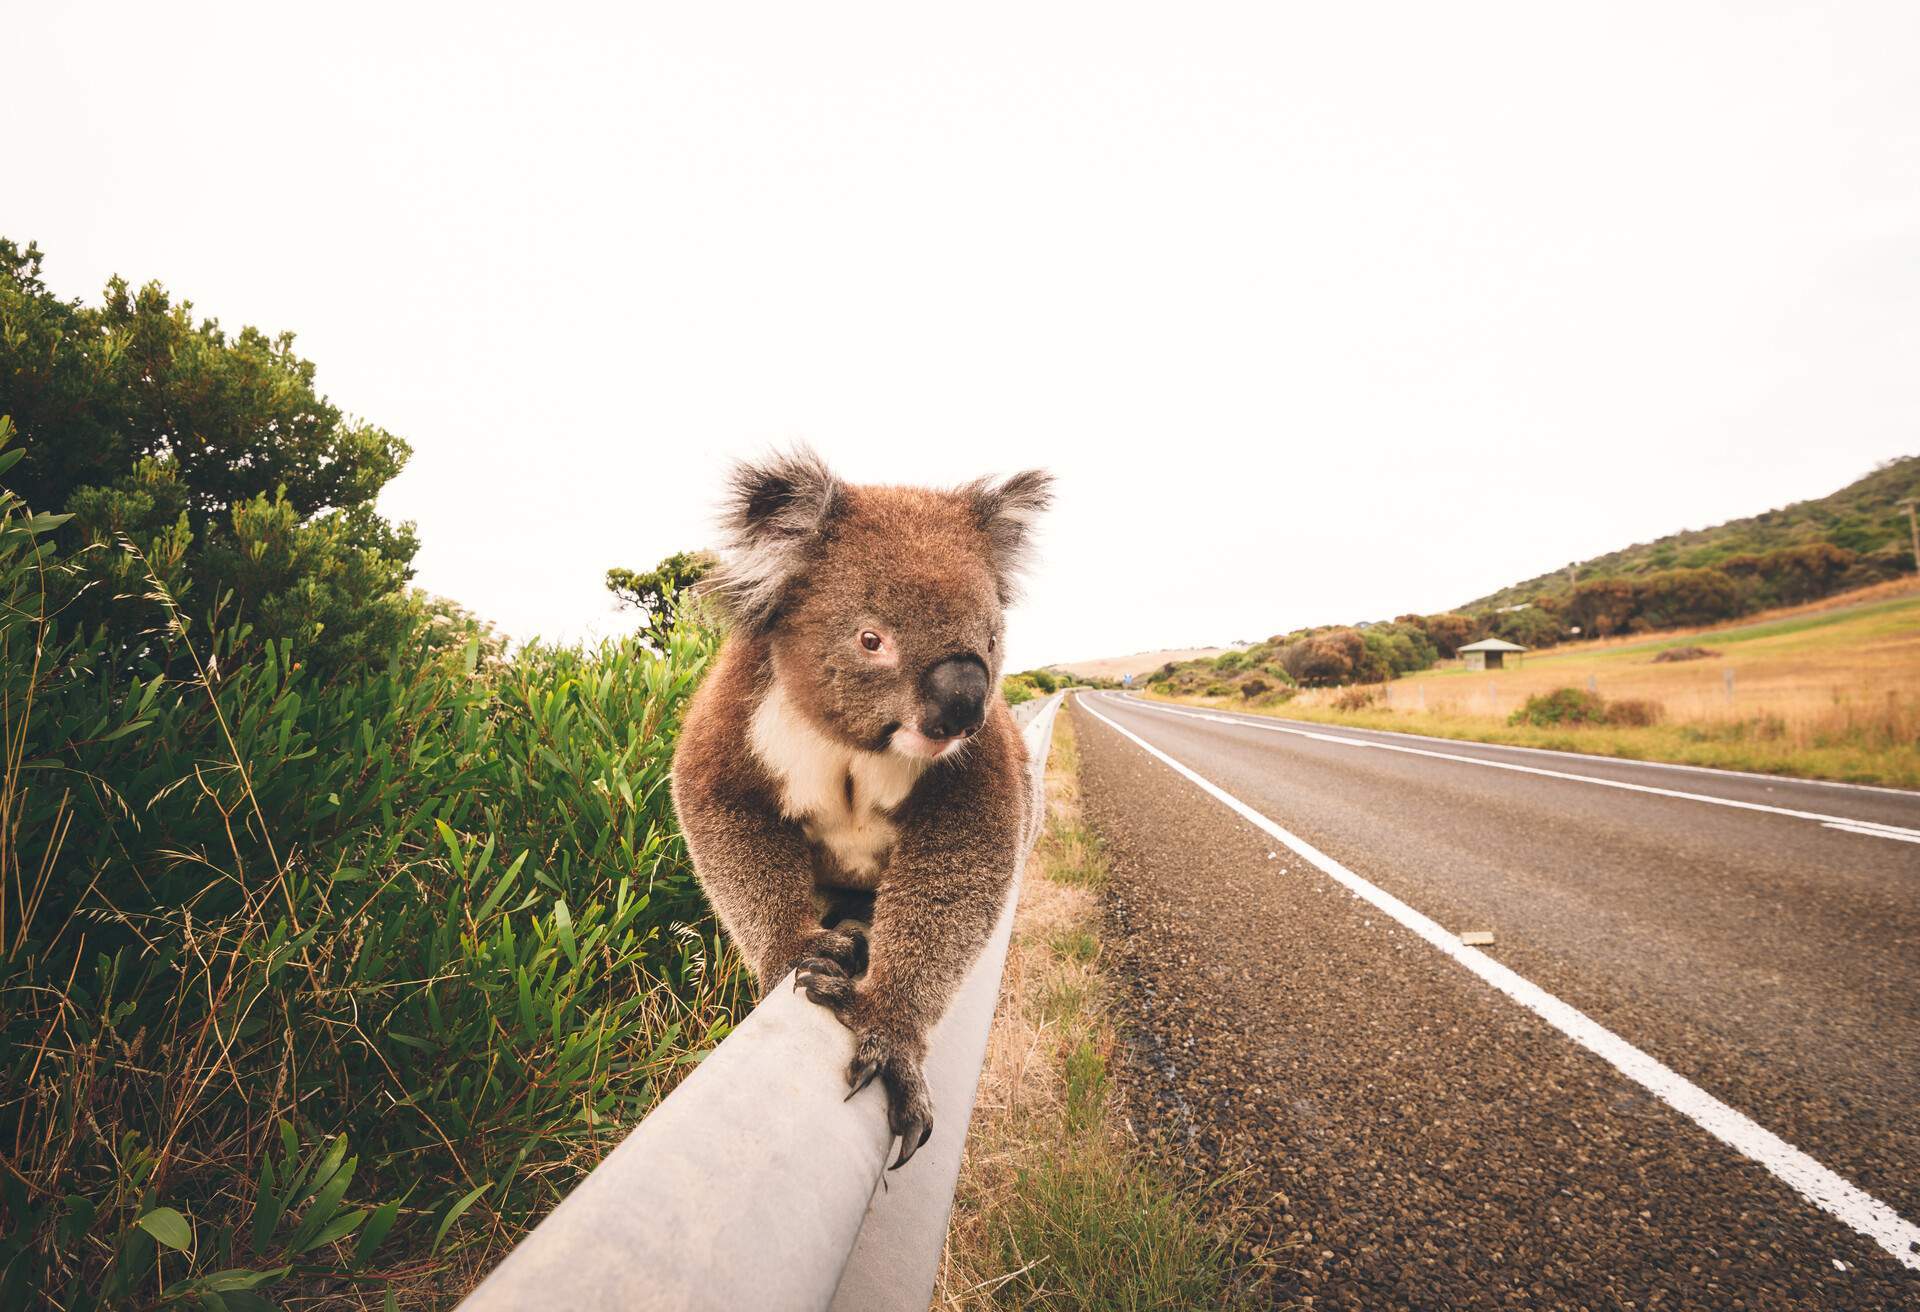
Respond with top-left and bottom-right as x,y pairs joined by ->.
12,3 -> 1918,670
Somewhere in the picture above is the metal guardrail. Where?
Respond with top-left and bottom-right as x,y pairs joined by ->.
459,692 -> 1064,1312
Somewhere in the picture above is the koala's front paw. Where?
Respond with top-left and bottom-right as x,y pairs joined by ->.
845,1028 -> 934,1169
790,927 -> 869,1014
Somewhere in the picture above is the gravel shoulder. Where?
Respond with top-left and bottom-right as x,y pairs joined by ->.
1072,696 -> 1918,1311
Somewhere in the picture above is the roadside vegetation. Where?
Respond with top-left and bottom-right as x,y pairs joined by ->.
1002,667 -> 1116,705
938,712 -> 1264,1311
1153,584 -> 1920,787
0,242 -> 746,1308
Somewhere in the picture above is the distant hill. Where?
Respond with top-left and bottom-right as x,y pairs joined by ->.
1051,647 -> 1237,681
1466,455 -> 1920,611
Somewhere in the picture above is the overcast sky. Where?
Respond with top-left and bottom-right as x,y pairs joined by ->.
13,3 -> 1917,670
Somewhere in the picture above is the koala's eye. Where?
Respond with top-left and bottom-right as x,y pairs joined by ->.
988,636 -> 996,653
860,631 -> 884,652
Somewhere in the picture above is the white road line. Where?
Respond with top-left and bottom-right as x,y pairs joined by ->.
1109,695 -> 1920,841
1112,692 -> 1920,797
1078,696 -> 1920,1272
1823,822 -> 1920,845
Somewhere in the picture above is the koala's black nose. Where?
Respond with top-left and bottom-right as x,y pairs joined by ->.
921,655 -> 989,741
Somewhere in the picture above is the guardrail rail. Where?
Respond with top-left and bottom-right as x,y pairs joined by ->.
459,692 -> 1065,1312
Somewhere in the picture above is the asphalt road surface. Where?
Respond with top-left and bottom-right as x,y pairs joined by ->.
1070,692 -> 1920,1310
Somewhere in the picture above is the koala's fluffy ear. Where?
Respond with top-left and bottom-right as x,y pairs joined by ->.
716,447 -> 845,631
968,469 -> 1054,605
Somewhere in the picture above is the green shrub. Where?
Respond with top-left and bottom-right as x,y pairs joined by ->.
1510,686 -> 1609,727
0,422 -> 742,1307
1279,629 -> 1365,686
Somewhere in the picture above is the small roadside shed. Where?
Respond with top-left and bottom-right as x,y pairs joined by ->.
1459,638 -> 1527,671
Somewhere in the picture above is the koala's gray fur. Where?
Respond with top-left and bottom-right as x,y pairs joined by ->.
670,449 -> 1051,1167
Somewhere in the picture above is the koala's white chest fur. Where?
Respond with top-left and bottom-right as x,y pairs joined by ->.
749,684 -> 927,884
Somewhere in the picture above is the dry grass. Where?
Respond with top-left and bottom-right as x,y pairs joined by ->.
935,713 -> 1259,1311
1159,585 -> 1920,787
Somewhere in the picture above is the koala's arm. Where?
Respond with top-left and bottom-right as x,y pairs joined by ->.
857,730 -> 1027,1050
672,769 -> 827,990
670,650 -> 831,992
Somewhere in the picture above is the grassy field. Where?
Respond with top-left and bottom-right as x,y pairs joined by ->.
1159,580 -> 1920,788
937,713 -> 1265,1311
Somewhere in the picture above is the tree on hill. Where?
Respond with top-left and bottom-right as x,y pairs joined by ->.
1565,578 -> 1638,637
0,239 -> 419,677
1630,567 -> 1742,630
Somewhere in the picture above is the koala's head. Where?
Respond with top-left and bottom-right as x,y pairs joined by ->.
715,448 -> 1052,761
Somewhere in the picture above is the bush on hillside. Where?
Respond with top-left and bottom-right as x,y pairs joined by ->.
1488,605 -> 1563,649
1566,579 -> 1639,638
1509,686 -> 1664,728
1510,687 -> 1610,726
1416,612 -> 1476,657
1280,629 -> 1365,685
1630,567 -> 1742,630
1239,677 -> 1269,699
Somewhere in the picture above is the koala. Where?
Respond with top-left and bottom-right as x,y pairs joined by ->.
670,448 -> 1051,1168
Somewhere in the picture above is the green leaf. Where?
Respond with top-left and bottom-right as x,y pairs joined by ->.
286,1153 -> 356,1251
252,1150 -> 284,1253
352,1198 -> 401,1269
300,1206 -> 368,1253
553,899 -> 577,967
95,718 -> 153,744
201,1267 -> 290,1292
433,1183 -> 491,1254
436,819 -> 465,872
22,511 -> 73,535
0,447 -> 22,476
138,1206 -> 193,1252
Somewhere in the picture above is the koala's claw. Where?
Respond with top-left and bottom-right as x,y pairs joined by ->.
845,1057 -> 881,1100
796,965 -> 855,1009
788,927 -> 869,1014
890,1110 -> 934,1170
845,1030 -> 935,1168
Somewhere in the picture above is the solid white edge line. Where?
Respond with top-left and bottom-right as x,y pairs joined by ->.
1822,822 -> 1920,846
1076,696 -> 1920,1273
1109,695 -> 1920,840
1113,692 -> 1920,797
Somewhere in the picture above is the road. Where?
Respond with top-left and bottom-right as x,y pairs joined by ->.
1069,692 -> 1920,1310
